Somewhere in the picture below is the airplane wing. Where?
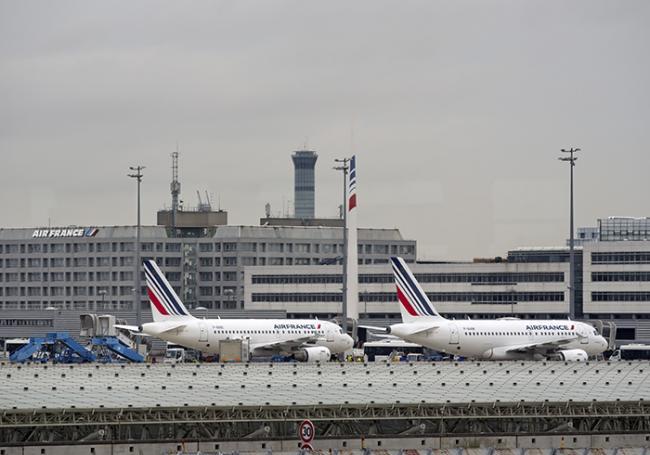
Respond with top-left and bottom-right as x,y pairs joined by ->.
503,336 -> 577,354
249,335 -> 322,354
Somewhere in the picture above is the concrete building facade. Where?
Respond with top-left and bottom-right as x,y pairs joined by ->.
0,224 -> 415,340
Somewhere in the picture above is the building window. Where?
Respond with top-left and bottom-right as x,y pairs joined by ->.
373,244 -> 389,254
239,242 -> 257,252
165,243 -> 181,252
223,272 -> 237,281
242,257 -> 257,266
199,243 -> 213,252
199,257 -> 213,267
96,257 -> 110,267
165,258 -> 181,267
199,272 -> 213,281
593,292 -> 650,302
268,243 -> 284,253
295,243 -> 310,253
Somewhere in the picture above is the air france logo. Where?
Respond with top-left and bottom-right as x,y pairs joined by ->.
32,228 -> 99,238
274,323 -> 318,330
525,324 -> 573,331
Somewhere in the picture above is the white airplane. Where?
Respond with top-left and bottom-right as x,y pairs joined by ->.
373,257 -> 608,361
117,260 -> 353,362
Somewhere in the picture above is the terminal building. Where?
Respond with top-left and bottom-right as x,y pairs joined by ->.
0,214 -> 416,340
2,214 -> 650,345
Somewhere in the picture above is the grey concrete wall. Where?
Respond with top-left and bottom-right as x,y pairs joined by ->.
3,433 -> 650,455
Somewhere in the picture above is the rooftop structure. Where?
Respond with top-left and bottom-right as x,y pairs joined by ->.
292,150 -> 318,218
599,216 -> 650,241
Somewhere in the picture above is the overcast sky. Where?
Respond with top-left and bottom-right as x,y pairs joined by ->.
1,1 -> 649,260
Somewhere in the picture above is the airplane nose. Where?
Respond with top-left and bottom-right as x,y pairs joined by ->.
345,335 -> 354,349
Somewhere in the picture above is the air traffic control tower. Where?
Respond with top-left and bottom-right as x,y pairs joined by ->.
292,150 -> 317,218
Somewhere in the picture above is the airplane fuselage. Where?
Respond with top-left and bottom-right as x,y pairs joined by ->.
390,318 -> 608,360
141,318 -> 352,356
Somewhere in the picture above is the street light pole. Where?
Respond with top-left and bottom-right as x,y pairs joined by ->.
128,166 -> 145,331
558,148 -> 579,320
334,158 -> 350,336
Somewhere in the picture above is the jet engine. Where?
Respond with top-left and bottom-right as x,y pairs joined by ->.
557,349 -> 588,361
293,346 -> 331,363
482,347 -> 526,360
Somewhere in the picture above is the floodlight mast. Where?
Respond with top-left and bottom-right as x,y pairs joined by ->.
128,165 -> 145,339
334,158 -> 350,337
558,148 -> 580,320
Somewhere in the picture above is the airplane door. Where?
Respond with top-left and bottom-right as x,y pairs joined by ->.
449,324 -> 459,345
577,325 -> 588,344
199,322 -> 208,342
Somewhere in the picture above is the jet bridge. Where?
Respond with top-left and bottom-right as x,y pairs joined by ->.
81,314 -> 145,363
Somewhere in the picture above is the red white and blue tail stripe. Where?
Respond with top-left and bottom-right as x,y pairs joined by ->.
390,256 -> 442,321
348,155 -> 357,211
144,260 -> 193,321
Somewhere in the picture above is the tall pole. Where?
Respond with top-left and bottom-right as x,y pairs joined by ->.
559,148 -> 579,320
128,166 -> 145,331
334,158 -> 349,335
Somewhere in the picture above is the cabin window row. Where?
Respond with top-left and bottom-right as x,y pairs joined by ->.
463,331 -> 575,337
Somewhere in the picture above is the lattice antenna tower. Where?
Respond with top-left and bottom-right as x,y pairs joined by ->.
171,149 -> 181,228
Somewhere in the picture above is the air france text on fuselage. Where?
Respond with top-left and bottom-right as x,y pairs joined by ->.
274,323 -> 318,330
525,324 -> 572,331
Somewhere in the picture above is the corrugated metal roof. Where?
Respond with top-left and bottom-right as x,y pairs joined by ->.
1,360 -> 647,411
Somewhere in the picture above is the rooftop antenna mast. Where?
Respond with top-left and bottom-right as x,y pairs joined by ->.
171,148 -> 181,231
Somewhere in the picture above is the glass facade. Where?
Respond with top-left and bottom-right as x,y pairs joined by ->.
292,150 -> 318,218
599,217 -> 650,241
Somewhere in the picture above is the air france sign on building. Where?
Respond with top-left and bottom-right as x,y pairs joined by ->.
32,228 -> 99,238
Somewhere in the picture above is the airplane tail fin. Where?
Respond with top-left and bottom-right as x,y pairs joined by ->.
143,260 -> 195,323
390,256 -> 444,323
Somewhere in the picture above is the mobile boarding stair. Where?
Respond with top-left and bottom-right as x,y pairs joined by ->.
10,315 -> 144,363
9,332 -> 96,363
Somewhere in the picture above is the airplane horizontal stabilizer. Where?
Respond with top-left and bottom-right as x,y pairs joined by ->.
114,324 -> 151,336
358,325 -> 387,332
403,323 -> 440,336
157,322 -> 188,334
